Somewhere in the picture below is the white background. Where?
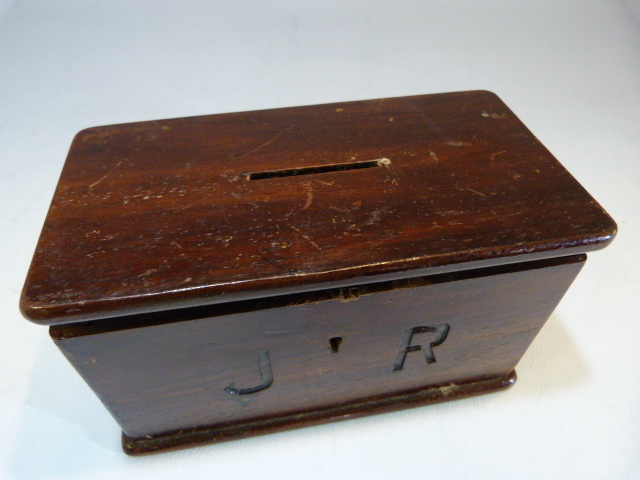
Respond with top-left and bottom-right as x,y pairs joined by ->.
1,1 -> 639,478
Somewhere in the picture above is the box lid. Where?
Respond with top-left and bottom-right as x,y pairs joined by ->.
21,90 -> 616,325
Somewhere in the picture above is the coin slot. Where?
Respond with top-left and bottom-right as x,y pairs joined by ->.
247,158 -> 390,180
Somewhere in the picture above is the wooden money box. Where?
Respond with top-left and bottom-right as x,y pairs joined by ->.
20,91 -> 616,455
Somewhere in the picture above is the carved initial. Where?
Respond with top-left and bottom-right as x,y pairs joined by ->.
225,350 -> 273,395
392,324 -> 450,371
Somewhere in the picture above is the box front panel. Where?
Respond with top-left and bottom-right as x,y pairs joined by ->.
52,256 -> 584,437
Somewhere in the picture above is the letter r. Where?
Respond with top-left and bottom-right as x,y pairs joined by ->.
393,324 -> 450,371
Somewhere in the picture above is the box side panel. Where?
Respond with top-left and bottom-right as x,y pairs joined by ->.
51,256 -> 584,438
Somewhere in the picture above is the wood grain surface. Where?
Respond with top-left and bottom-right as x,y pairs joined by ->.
21,91 -> 615,325
51,254 -> 585,454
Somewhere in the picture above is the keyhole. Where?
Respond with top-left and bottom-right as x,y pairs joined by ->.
329,337 -> 343,353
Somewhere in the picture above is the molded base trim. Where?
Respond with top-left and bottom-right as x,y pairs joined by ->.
122,370 -> 516,455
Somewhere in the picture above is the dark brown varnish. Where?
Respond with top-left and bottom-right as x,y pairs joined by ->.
20,91 -> 616,454
52,255 -> 583,454
21,90 -> 615,325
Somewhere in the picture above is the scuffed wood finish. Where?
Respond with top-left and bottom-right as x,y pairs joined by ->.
51,254 -> 585,455
21,91 -> 616,455
21,91 -> 616,325
121,373 -> 518,455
